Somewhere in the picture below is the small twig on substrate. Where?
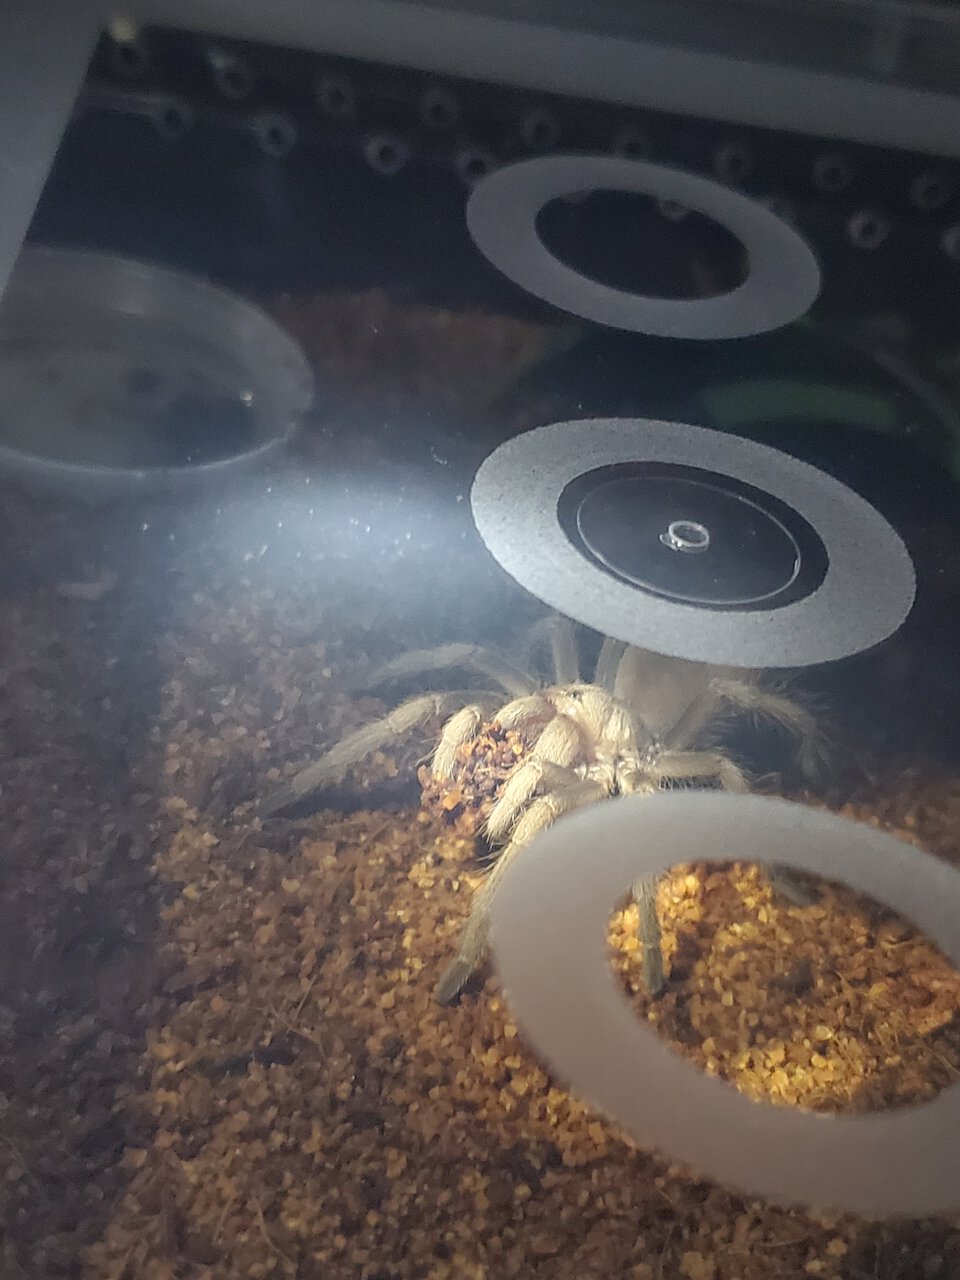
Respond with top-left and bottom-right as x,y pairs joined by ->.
0,1133 -> 41,1192
259,999 -> 327,1057
291,973 -> 317,1021
359,817 -> 394,847
253,1196 -> 296,1270
656,1224 -> 677,1280
213,1188 -> 238,1245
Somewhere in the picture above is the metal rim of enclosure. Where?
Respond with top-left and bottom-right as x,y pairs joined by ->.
466,154 -> 822,340
470,418 -> 916,668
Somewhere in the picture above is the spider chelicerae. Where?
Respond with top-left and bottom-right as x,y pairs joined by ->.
262,613 -> 824,1005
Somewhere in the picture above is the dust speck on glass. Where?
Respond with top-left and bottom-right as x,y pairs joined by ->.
3,11 -> 960,1280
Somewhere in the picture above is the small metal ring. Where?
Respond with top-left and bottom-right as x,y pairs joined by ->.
659,519 -> 710,553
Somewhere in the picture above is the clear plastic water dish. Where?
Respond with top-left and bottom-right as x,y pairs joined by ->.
0,245 -> 313,497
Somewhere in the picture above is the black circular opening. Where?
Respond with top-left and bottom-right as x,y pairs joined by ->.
535,191 -> 748,300
557,462 -> 829,610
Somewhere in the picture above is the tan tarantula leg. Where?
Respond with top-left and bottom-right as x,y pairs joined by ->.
651,749 -> 749,793
495,692 -> 556,732
709,677 -> 826,782
766,865 -> 819,907
435,778 -> 608,1006
652,749 -> 817,909
368,644 -> 538,699
708,679 -> 825,906
261,691 -> 486,817
617,748 -> 747,997
617,769 -> 668,995
631,877 -> 666,996
484,760 -> 580,843
519,613 -> 581,684
485,714 -> 584,841
545,614 -> 581,684
595,635 -> 628,692
432,704 -> 493,779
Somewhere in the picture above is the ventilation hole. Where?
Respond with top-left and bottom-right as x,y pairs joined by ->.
847,210 -> 890,251
364,135 -> 408,176
156,105 -> 190,139
813,153 -> 853,193
520,110 -> 560,152
612,128 -> 650,161
216,63 -> 252,101
535,190 -> 748,299
420,87 -> 459,131
317,74 -> 356,119
456,148 -> 495,186
910,171 -> 954,212
713,143 -> 752,186
253,114 -> 296,157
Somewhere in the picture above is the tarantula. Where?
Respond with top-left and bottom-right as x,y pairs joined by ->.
262,614 -> 823,1005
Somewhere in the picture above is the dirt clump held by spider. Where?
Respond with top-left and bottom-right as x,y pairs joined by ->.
419,722 -> 529,841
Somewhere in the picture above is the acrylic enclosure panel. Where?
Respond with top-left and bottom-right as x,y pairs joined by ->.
2,12 -> 960,1280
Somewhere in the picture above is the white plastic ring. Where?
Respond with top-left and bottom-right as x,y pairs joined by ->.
466,154 -> 821,339
491,791 -> 960,1217
470,418 -> 915,668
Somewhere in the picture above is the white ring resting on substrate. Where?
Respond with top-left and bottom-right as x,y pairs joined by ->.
489,790 -> 960,1217
470,417 -> 916,668
466,154 -> 821,339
